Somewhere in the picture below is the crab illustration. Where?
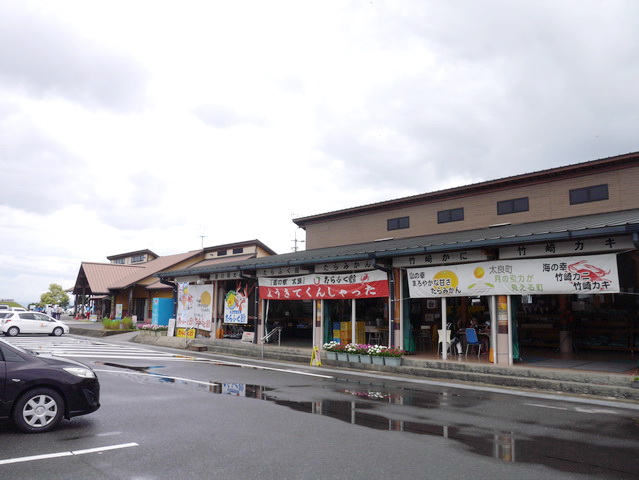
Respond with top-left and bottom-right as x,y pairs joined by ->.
567,260 -> 610,281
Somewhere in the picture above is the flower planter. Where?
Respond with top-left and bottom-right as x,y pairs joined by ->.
384,357 -> 402,366
325,351 -> 338,361
337,353 -> 349,362
372,356 -> 385,365
347,354 -> 360,363
359,354 -> 372,364
632,380 -> 639,389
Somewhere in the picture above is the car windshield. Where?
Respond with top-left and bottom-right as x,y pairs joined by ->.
0,338 -> 33,355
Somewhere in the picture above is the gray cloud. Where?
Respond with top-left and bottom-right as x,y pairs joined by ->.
313,1 -> 639,194
0,104 -> 91,214
193,104 -> 269,129
0,3 -> 148,112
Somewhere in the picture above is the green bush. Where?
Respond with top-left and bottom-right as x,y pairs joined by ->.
102,318 -> 119,330
121,317 -> 134,329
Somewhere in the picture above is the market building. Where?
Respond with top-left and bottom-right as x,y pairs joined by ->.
70,241 -> 275,323
160,152 -> 639,368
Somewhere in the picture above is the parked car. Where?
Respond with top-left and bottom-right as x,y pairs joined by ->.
0,312 -> 70,337
0,338 -> 100,432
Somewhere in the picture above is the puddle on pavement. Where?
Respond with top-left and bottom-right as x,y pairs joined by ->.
99,363 -> 637,477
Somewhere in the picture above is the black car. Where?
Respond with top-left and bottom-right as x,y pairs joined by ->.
0,339 -> 100,433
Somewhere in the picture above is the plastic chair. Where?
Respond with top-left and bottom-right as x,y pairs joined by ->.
437,329 -> 451,355
465,328 -> 482,357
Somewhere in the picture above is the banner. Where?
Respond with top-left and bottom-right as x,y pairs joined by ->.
407,254 -> 619,298
224,289 -> 248,324
258,270 -> 389,300
176,283 -> 214,330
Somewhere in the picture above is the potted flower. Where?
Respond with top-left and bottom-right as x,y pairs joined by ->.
139,324 -> 169,336
381,347 -> 405,366
335,343 -> 349,362
345,343 -> 364,362
367,344 -> 386,365
359,344 -> 373,364
323,341 -> 339,361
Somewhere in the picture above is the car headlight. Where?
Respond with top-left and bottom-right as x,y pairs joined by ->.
63,367 -> 96,378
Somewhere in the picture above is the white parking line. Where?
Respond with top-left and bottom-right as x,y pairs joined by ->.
0,443 -> 139,466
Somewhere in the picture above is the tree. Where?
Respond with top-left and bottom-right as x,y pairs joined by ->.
40,284 -> 70,308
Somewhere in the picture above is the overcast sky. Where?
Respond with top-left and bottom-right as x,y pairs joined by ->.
1,0 -> 638,306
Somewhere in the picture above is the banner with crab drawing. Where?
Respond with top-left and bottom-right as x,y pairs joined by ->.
407,253 -> 619,298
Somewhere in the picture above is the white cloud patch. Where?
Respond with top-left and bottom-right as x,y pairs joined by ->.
0,0 -> 638,304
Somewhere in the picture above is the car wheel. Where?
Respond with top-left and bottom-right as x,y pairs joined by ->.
51,327 -> 63,336
13,388 -> 65,433
6,326 -> 19,336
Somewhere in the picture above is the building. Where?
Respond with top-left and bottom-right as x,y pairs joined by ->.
71,240 -> 276,322
160,152 -> 639,367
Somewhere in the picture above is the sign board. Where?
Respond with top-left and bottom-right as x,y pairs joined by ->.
115,304 -> 123,320
258,270 -> 389,300
168,318 -> 176,337
499,236 -> 633,259
315,259 -> 374,273
393,249 -> 489,268
224,289 -> 248,324
241,332 -> 254,343
407,253 -> 620,298
176,283 -> 214,331
176,328 -> 196,339
257,266 -> 312,277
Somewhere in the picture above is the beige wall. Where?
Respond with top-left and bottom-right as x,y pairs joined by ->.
305,167 -> 639,249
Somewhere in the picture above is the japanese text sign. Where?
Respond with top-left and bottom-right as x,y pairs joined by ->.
407,253 -> 619,298
258,270 -> 389,300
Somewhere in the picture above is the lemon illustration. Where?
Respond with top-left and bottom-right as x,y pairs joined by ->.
200,291 -> 211,306
226,291 -> 236,308
432,270 -> 458,292
474,267 -> 485,279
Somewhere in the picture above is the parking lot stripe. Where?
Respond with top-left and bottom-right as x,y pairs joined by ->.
0,443 -> 138,466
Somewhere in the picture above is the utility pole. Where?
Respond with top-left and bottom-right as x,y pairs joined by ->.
291,230 -> 305,252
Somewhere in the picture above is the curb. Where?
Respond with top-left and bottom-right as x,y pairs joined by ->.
127,334 -> 639,402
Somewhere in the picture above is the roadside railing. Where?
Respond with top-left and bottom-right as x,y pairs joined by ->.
261,326 -> 282,358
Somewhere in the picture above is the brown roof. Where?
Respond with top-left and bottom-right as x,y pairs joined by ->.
108,250 -> 203,289
187,253 -> 255,269
73,263 -> 143,295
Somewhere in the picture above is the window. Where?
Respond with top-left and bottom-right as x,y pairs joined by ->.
437,208 -> 464,224
569,184 -> 609,205
217,250 -> 227,256
497,197 -> 529,215
113,258 -> 125,264
387,216 -> 410,231
131,255 -> 145,263
232,247 -> 244,254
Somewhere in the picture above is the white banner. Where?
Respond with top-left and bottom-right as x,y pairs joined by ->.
176,283 -> 214,330
224,289 -> 249,324
407,253 -> 619,298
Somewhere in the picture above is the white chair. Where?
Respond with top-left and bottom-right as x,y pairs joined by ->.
437,329 -> 452,355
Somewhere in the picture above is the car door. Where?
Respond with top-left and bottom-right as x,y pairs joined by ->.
16,312 -> 39,333
33,313 -> 55,334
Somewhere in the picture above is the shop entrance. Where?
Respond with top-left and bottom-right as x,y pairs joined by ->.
517,293 -> 638,373
323,298 -> 389,346
405,296 -> 492,356
264,299 -> 313,347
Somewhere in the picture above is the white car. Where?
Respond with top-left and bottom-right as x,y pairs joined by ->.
0,311 -> 70,337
